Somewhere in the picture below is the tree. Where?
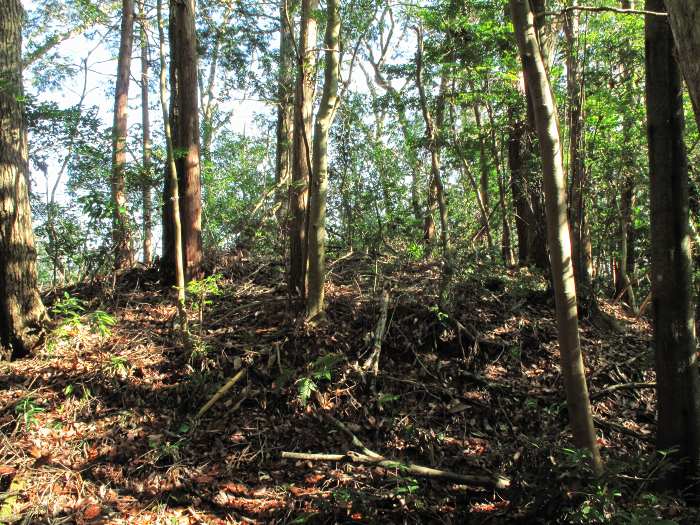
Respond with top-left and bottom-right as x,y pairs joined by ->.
275,0 -> 296,232
510,0 -> 602,475
161,0 -> 203,282
139,0 -> 153,265
305,0 -> 340,320
664,1 -> 700,130
645,0 -> 700,491
111,0 -> 135,269
0,0 -> 47,358
289,0 -> 319,297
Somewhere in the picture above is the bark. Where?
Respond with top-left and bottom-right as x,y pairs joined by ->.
664,0 -> 700,131
645,0 -> 700,492
161,0 -> 203,283
139,0 -> 153,265
472,101 -> 494,252
510,0 -> 603,475
564,0 -> 595,312
305,0 -> 340,320
289,0 -> 318,297
508,114 -> 531,265
274,0 -> 296,232
157,0 -> 188,339
111,0 -> 135,270
0,0 -> 47,358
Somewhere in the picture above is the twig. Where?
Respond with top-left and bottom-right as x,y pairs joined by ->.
590,382 -> 656,401
593,416 -> 654,443
196,368 -> 246,418
542,6 -> 666,17
282,451 -> 345,461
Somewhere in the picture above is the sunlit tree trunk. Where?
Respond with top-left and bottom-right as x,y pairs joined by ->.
508,111 -> 531,265
664,0 -> 700,130
157,0 -> 188,338
473,101 -> 493,253
161,0 -> 203,283
111,0 -> 135,270
511,0 -> 603,475
645,0 -> 700,491
139,0 -> 152,265
275,0 -> 296,233
289,0 -> 318,297
0,0 -> 47,358
306,0 -> 340,321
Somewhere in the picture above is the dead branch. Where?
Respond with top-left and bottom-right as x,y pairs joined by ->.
282,451 -> 345,461
542,6 -> 667,18
362,287 -> 390,375
590,382 -> 656,401
196,368 -> 246,418
593,416 -> 654,443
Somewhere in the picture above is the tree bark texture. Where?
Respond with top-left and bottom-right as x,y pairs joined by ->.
289,0 -> 318,297
511,0 -> 603,475
305,0 -> 340,320
645,0 -> 700,492
161,0 -> 203,283
111,0 -> 135,270
0,0 -> 47,358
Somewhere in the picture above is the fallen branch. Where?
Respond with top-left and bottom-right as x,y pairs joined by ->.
590,382 -> 656,401
282,451 -> 345,461
196,368 -> 246,418
362,287 -> 390,375
319,413 -> 510,489
593,416 -> 654,443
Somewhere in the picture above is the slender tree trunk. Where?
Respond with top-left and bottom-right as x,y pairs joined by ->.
161,0 -> 203,283
306,0 -> 340,321
564,0 -> 595,313
111,0 -> 135,270
139,0 -> 152,265
511,0 -> 603,475
664,0 -> 700,131
289,0 -> 318,297
157,0 -> 188,339
508,113 -> 531,265
473,101 -> 492,252
275,0 -> 296,233
416,30 -> 450,258
0,0 -> 47,358
645,0 -> 700,492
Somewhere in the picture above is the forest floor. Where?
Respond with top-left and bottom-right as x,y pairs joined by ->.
0,252 -> 698,524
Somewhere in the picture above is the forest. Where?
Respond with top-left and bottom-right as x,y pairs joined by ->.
1,0 -> 700,522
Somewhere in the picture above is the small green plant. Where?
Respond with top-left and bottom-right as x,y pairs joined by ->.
107,355 -> 129,377
296,353 -> 344,406
429,305 -> 449,323
406,242 -> 424,260
186,273 -> 223,335
15,397 -> 45,429
90,310 -> 116,337
51,292 -> 85,322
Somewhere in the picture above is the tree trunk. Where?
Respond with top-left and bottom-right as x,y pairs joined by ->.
157,0 -> 188,338
472,101 -> 494,252
664,0 -> 700,131
289,0 -> 318,297
0,0 -> 47,358
645,0 -> 700,492
510,0 -> 603,475
275,0 -> 296,234
111,0 -> 135,270
508,114 -> 531,265
416,30 -> 450,258
139,0 -> 152,265
161,0 -> 203,283
305,0 -> 340,321
564,0 -> 595,313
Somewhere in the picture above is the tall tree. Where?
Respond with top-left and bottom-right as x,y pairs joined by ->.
664,1 -> 700,130
275,0 -> 296,232
510,0 -> 603,475
139,0 -> 153,265
289,0 -> 318,297
111,0 -> 135,269
0,0 -> 47,358
305,0 -> 340,320
645,0 -> 700,491
161,0 -> 203,282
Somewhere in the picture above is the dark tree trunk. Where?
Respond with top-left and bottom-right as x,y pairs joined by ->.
111,0 -> 135,269
0,0 -> 47,358
646,0 -> 700,492
161,0 -> 203,283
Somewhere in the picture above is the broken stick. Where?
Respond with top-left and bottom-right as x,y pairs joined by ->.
362,287 -> 390,374
196,368 -> 246,418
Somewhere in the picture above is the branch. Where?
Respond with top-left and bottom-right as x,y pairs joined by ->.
590,382 -> 655,401
542,6 -> 667,18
